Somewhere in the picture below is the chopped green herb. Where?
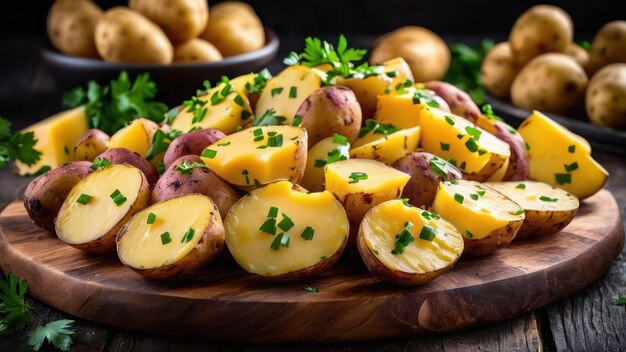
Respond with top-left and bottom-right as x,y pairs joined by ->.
242,169 -> 250,184
419,225 -> 437,241
348,171 -> 368,184
27,319 -> 75,352
76,193 -> 92,205
333,133 -> 349,146
253,109 -> 287,126
217,141 -> 231,147
440,142 -> 450,151
481,104 -> 503,121
555,173 -> 572,185
301,226 -> 315,240
429,157 -> 451,178
513,209 -> 524,215
470,193 -> 479,201
477,149 -> 487,156
540,196 -> 558,202
292,116 -> 303,126
326,147 -> 349,164
386,71 -> 397,78
305,286 -> 319,293
444,116 -> 456,126
234,95 -> 245,107
465,230 -> 474,238
181,228 -> 196,243
147,129 -> 183,159
465,136 -> 479,153
259,218 -> 277,235
91,157 -> 111,170
516,183 -> 526,189
174,161 -> 206,175
450,179 -> 459,185
289,86 -> 298,98
270,232 -> 288,250
245,69 -> 272,94
147,213 -> 156,224
400,198 -> 409,205
201,149 -> 217,159
277,213 -> 295,232
267,133 -> 284,147
314,159 -> 326,168
358,120 -> 400,137
613,297 -> 626,306
391,221 -> 415,254
160,232 -> 171,245
564,162 -> 579,172
443,40 -> 494,104
568,145 -> 575,153
459,161 -> 467,170
454,193 -> 464,204
477,190 -> 486,196
240,110 -> 252,120
268,207 -> 279,218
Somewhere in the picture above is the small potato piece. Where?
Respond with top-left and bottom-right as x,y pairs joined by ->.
475,115 -> 529,181
96,148 -> 158,186
296,87 -> 362,146
74,129 -> 109,161
565,43 -> 591,74
129,0 -> 208,43
224,181 -> 349,280
358,200 -> 464,286
163,128 -> 226,169
486,181 -> 579,239
55,164 -> 150,253
173,39 -> 222,63
324,159 -> 410,246
586,64 -> 626,130
481,42 -> 522,99
370,26 -> 450,82
95,7 -> 173,64
511,54 -> 588,116
152,156 -> 240,219
393,153 -> 462,208
47,0 -> 102,58
108,118 -> 159,158
589,21 -> 626,72
300,136 -> 350,192
199,1 -> 264,57
117,194 -> 224,280
335,74 -> 393,119
200,125 -> 307,190
375,86 -> 449,128
432,180 -> 524,257
350,126 -> 421,165
424,81 -> 481,123
509,5 -> 573,65
24,161 -> 93,232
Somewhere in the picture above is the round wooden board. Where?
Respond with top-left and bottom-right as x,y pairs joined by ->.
0,190 -> 623,343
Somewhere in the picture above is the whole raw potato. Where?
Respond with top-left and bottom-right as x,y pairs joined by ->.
481,42 -> 522,99
47,0 -> 102,58
370,26 -> 450,82
589,21 -> 626,73
586,64 -> 626,130
95,7 -> 173,64
565,43 -> 591,74
129,0 -> 208,43
511,54 -> 588,116
509,5 -> 573,65
173,39 -> 223,63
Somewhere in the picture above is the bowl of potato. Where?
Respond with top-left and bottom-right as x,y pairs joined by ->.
42,0 -> 279,105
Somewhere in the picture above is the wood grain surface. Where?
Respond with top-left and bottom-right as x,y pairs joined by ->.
0,189 -> 622,343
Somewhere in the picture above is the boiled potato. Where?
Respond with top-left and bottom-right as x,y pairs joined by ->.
163,128 -> 226,169
96,148 -> 158,186
481,42 -> 522,99
586,64 -> 626,130
350,126 -> 421,165
107,118 -> 159,158
511,54 -> 588,116
393,152 -> 462,208
173,39 -> 222,63
419,108 -> 510,182
324,159 -> 410,246
565,43 -> 591,74
589,21 -> 626,73
296,87 -> 362,146
381,57 -> 415,84
357,199 -> 464,286
517,111 -> 608,199
375,86 -> 448,128
171,80 -> 253,134
300,135 -> 350,192
200,125 -> 307,190
95,7 -> 173,64
486,181 -> 579,239
73,128 -> 109,161
129,0 -> 208,43
432,180 -> 524,257
47,0 -> 102,58
199,1 -> 264,57
55,164 -> 150,253
117,194 -> 224,280
224,181 -> 349,280
24,161 -> 93,232
424,81 -> 481,123
370,26 -> 450,82
509,5 -> 573,65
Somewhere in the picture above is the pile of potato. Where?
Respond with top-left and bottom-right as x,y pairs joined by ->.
47,0 -> 266,64
481,5 -> 626,130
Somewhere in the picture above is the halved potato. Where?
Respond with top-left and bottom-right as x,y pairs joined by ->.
200,125 -> 307,190
73,129 -> 109,161
108,118 -> 159,158
432,180 -> 524,256
486,181 -> 579,239
300,136 -> 350,192
350,126 -> 421,165
224,181 -> 349,280
358,199 -> 464,285
375,86 -> 447,128
55,164 -> 150,253
116,194 -> 225,280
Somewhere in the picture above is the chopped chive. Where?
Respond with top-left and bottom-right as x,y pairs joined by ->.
76,193 -> 92,205
147,213 -> 156,224
201,149 -> 217,158
240,110 -> 252,120
333,133 -> 349,146
470,193 -> 479,201
456,133 -> 464,139
217,141 -> 231,146
234,95 -> 245,107
301,226 -> 315,240
253,135 -> 264,142
160,232 -> 171,245
91,157 -> 112,170
555,173 -> 572,185
181,228 -> 196,243
292,116 -> 303,126
257,145 -> 268,149
110,189 -> 127,206
440,142 -> 450,151
568,145 -> 575,153
277,213 -> 295,232
267,134 -> 283,147
400,198 -> 409,205
386,71 -> 397,77
252,128 -> 263,137
270,232 -> 285,250
454,193 -> 464,204
289,86 -> 297,98
391,221 -> 415,254
525,142 -> 531,151
459,161 -> 466,170
305,286 -> 319,293
513,209 -> 524,215
465,138 -> 479,153
110,189 -> 121,199
564,162 -> 579,172
271,87 -> 283,97
516,183 -> 526,189
242,169 -> 250,184
268,207 -> 279,218
419,225 -> 436,241
444,116 -> 455,126
314,159 -> 326,168
426,100 -> 439,107
259,218 -> 277,235
540,195 -> 558,202
267,131 -> 277,137
477,190 -> 486,196
477,149 -> 487,156
254,178 -> 261,186
465,230 -> 474,238
450,179 -> 459,185
464,126 -> 482,141
348,172 -> 368,184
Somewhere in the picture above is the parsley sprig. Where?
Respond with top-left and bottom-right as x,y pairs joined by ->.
28,319 -> 75,351
0,117 -> 41,169
0,273 -> 33,335
245,69 -> 272,94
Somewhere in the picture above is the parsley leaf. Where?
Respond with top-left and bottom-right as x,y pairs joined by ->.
253,109 -> 287,126
27,319 -> 75,351
0,117 -> 42,168
0,273 -> 34,335
245,69 -> 272,94
146,129 -> 182,159
174,161 -> 207,175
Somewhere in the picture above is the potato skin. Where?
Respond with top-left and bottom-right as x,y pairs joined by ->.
393,152 -> 461,208
296,87 -> 362,147
589,21 -> 626,73
474,117 -> 529,181
23,161 -> 93,232
47,0 -> 102,58
97,148 -> 158,186
481,42 -> 522,99
73,129 -> 109,161
265,237 -> 347,281
565,43 -> 591,74
95,7 -> 173,64
519,208 -> 577,239
586,63 -> 626,130
511,53 -> 588,116
173,39 -> 222,63
199,2 -> 264,57
129,0 -> 208,43
163,128 -> 226,168
462,219 -> 523,257
151,156 -> 240,219
424,81 -> 481,123
509,5 -> 573,65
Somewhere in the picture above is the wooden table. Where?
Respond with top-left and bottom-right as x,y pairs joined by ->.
0,34 -> 624,352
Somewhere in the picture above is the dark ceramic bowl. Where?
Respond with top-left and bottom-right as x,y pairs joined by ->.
42,28 -> 279,106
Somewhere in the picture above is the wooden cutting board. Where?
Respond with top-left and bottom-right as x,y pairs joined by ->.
0,189 -> 623,343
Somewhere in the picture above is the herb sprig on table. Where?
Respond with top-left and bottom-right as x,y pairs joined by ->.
443,39 -> 494,105
0,117 -> 41,169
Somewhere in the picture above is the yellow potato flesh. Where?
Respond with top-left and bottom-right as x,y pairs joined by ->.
117,194 -> 215,269
486,181 -> 579,212
325,159 -> 410,201
56,165 -> 143,244
362,200 -> 463,274
350,126 -> 421,165
301,137 -> 350,192
230,73 -> 256,95
381,57 -> 415,85
108,118 -> 158,158
200,125 -> 305,187
432,180 -> 524,239
375,87 -> 425,128
224,181 -> 349,276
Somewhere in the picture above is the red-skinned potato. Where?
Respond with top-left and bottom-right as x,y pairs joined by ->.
163,128 -> 226,169
74,128 -> 109,161
424,81 -> 481,123
96,148 -> 158,186
475,116 -> 529,181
